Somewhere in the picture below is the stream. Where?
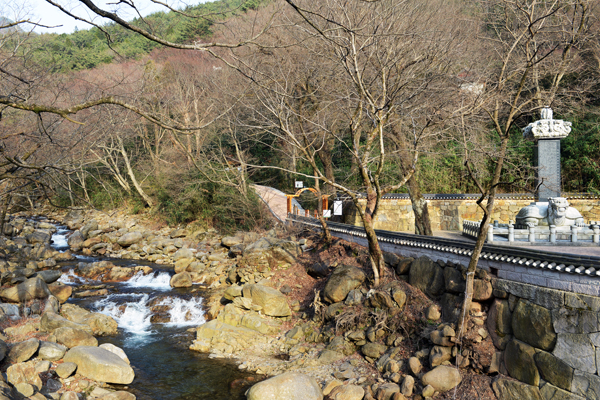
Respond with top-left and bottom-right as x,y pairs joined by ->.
50,224 -> 256,400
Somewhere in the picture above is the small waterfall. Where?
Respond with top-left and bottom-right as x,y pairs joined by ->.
123,271 -> 172,291
50,229 -> 69,251
58,269 -> 95,285
94,294 -> 153,335
157,296 -> 205,327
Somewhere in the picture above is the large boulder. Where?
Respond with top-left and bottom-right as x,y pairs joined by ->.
61,304 -> 118,336
67,231 -> 84,250
504,339 -> 540,386
6,361 -> 43,392
26,231 -> 50,244
48,282 -> 73,304
41,312 -> 93,334
327,384 -> 364,400
242,284 -> 291,317
512,299 -> 556,351
409,257 -> 444,297
34,270 -> 62,284
54,327 -> 98,348
323,265 -> 366,304
8,338 -> 39,363
117,232 -> 143,247
243,238 -> 301,264
553,333 -> 597,374
37,341 -> 67,361
63,346 -> 134,385
421,366 -> 462,392
492,378 -> 542,400
81,219 -> 99,239
0,277 -> 52,303
246,372 -> 323,400
170,272 -> 192,288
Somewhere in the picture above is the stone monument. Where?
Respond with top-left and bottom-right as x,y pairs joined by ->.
514,107 -> 584,229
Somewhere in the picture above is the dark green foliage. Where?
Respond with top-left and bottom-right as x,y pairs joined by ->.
562,112 -> 600,193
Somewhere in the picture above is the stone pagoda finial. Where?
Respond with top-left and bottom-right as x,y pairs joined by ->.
523,107 -> 572,140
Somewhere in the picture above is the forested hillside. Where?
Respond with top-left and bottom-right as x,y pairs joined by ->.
1,0 -> 599,235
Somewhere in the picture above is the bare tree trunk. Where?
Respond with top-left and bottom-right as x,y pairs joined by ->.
407,175 -> 433,236
362,191 -> 384,285
116,136 -> 154,208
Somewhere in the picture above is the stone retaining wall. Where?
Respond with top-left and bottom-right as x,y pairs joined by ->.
343,197 -> 600,232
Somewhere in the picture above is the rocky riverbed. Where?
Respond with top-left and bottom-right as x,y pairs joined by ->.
0,206 -> 535,400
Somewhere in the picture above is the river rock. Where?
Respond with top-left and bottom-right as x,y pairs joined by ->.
34,270 -> 62,284
81,219 -> 98,239
99,343 -> 130,364
430,345 -> 452,367
246,372 -> 322,400
327,384 -> 364,400
443,267 -> 465,294
48,282 -> 73,303
0,277 -> 52,302
242,284 -> 291,317
38,341 -> 67,361
60,392 -> 79,400
473,279 -> 493,301
375,383 -> 400,400
26,231 -> 50,244
64,346 -> 135,385
170,272 -> 192,288
243,237 -> 301,264
67,231 -> 84,250
97,391 -> 137,400
223,285 -> 243,301
41,312 -> 93,334
222,236 -> 243,248
55,362 -> 77,378
61,304 -> 118,336
492,378 -> 542,400
323,264 -> 366,304
7,360 -> 43,392
117,232 -> 143,247
512,299 -> 556,351
8,338 -> 39,363
409,256 -> 444,297
173,248 -> 194,261
361,343 -> 387,359
54,327 -> 98,348
421,365 -> 462,392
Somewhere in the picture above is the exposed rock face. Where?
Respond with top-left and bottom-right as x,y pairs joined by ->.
245,372 -> 323,400
512,299 -> 556,351
61,304 -> 118,336
421,366 -> 462,392
553,333 -> 596,374
0,277 -> 52,303
64,346 -> 135,385
323,265 -> 366,304
41,312 -> 93,334
492,378 -> 542,400
504,339 -> 540,386
242,284 -> 291,317
409,256 -> 444,297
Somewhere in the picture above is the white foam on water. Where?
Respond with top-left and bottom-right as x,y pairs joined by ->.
94,294 -> 153,335
123,271 -> 172,291
51,232 -> 68,250
58,269 -> 94,285
158,297 -> 205,327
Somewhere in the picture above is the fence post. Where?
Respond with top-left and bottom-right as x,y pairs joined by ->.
487,225 -> 494,243
571,225 -> 578,243
593,225 -> 599,244
508,222 -> 514,243
549,225 -> 556,244
528,225 -> 536,243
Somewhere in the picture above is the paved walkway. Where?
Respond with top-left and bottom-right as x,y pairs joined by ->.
253,185 -> 304,222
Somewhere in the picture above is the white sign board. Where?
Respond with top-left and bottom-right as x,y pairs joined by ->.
295,181 -> 303,188
333,201 -> 343,216
323,210 -> 331,218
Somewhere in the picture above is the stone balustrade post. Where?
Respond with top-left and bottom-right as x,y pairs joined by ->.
571,225 -> 578,243
593,225 -> 600,244
487,225 -> 494,243
550,225 -> 556,244
508,223 -> 514,242
528,225 -> 536,243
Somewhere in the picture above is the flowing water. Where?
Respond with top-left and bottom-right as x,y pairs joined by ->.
50,227 -> 257,400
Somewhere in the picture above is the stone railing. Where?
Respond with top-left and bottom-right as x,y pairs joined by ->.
288,213 -> 600,296
462,219 -> 600,246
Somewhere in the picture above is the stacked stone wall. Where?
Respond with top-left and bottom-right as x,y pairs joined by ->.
344,198 -> 600,232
